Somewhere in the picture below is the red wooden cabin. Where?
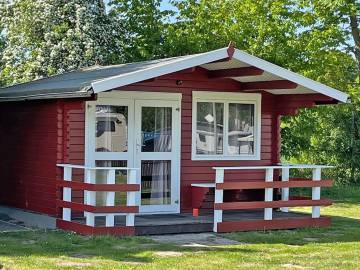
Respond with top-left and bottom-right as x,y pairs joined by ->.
0,44 -> 348,235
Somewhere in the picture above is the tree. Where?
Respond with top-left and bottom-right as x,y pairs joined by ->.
280,0 -> 360,184
108,0 -> 172,62
0,0 -> 124,85
165,0 -> 302,69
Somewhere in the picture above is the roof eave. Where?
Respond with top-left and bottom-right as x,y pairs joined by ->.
91,47 -> 229,93
0,90 -> 93,102
232,50 -> 349,103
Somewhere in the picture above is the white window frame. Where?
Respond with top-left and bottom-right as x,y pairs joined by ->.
191,91 -> 262,161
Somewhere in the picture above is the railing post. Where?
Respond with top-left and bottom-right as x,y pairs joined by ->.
84,168 -> 96,227
264,168 -> 274,220
105,169 -> 116,227
312,167 -> 321,218
281,167 -> 290,212
214,169 -> 224,232
126,169 -> 137,227
62,167 -> 72,221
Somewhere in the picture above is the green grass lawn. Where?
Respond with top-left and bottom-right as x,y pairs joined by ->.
0,186 -> 359,270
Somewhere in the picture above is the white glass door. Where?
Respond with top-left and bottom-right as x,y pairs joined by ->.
86,93 -> 181,214
86,99 -> 135,208
135,100 -> 180,213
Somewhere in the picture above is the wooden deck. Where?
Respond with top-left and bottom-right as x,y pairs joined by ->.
70,210 -> 327,235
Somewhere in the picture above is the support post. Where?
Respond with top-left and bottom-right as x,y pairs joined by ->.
280,167 -> 290,212
214,169 -> 224,232
84,169 -> 96,227
126,169 -> 137,227
62,167 -> 72,221
105,169 -> 116,227
264,168 -> 274,220
312,168 -> 321,218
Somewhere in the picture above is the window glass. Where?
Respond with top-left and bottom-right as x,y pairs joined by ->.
228,104 -> 255,155
141,107 -> 172,152
95,105 -> 128,152
196,102 -> 224,155
141,160 -> 171,205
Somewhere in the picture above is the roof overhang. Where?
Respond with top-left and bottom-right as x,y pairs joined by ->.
91,46 -> 349,103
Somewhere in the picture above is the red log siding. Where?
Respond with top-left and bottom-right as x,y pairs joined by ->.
58,101 -> 87,212
0,101 -> 58,215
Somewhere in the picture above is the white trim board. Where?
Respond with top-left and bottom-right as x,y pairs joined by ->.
91,47 -> 349,103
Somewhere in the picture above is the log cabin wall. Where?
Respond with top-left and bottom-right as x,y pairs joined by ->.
0,68 -> 328,217
0,100 -> 58,215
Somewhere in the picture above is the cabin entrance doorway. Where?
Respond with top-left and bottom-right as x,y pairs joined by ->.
85,92 -> 181,214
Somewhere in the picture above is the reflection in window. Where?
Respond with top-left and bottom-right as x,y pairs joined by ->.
95,105 -> 128,152
95,160 -> 127,206
141,107 -> 172,152
228,104 -> 255,155
141,160 -> 171,205
196,102 -> 224,155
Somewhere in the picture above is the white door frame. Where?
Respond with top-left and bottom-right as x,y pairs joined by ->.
135,99 -> 181,213
85,91 -> 182,214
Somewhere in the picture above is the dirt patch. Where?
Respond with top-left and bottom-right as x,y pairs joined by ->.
151,233 -> 242,247
69,253 -> 92,258
121,260 -> 146,265
282,263 -> 314,269
112,245 -> 128,250
154,251 -> 183,257
303,237 -> 319,242
21,240 -> 36,245
57,261 -> 92,268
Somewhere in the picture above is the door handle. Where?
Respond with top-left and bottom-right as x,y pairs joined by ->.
136,138 -> 142,152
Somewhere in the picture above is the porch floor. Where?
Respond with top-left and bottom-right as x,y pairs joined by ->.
75,210 -> 310,235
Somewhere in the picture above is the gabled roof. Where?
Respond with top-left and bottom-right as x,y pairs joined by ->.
0,45 -> 349,103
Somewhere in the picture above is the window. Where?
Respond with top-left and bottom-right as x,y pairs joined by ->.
192,92 -> 261,160
95,105 -> 128,152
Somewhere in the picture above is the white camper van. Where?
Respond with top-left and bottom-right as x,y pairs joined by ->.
95,111 -> 128,152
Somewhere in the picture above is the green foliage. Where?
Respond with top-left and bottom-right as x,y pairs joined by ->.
0,0 -> 124,84
165,0 -> 303,69
108,0 -> 173,61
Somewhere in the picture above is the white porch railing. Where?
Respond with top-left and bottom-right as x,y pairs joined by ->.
213,164 -> 333,233
57,164 -> 140,234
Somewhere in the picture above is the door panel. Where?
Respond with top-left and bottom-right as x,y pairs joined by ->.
135,100 -> 180,213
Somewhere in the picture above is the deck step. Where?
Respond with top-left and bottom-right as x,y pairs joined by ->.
135,223 -> 213,235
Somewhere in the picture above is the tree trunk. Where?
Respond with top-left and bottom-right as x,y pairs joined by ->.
348,6 -> 360,77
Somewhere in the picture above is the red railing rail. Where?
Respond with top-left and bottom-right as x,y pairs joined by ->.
56,164 -> 140,235
213,164 -> 334,233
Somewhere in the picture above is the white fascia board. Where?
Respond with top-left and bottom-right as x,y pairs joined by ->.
91,47 -> 229,93
233,49 -> 349,103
